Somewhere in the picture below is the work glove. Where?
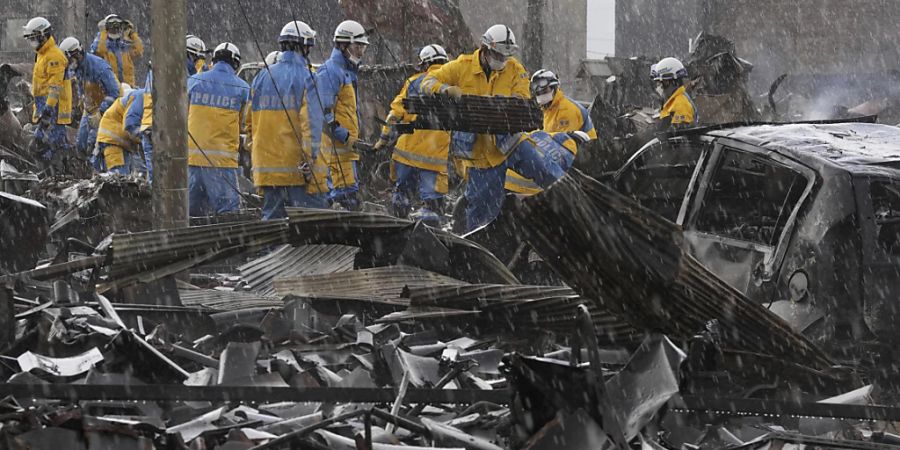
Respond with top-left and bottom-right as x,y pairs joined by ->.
299,161 -> 312,181
442,85 -> 463,99
352,140 -> 373,153
373,138 -> 388,151
325,119 -> 350,144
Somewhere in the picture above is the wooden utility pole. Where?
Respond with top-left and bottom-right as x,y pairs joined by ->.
524,0 -> 545,71
150,0 -> 188,230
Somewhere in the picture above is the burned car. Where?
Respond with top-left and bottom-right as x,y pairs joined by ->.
613,120 -> 900,358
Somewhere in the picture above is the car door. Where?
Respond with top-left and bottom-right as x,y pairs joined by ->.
682,141 -> 814,298
854,175 -> 900,343
614,136 -> 712,223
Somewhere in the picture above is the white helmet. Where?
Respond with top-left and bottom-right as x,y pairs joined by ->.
482,24 -> 518,57
652,57 -> 687,81
279,20 -> 316,46
418,44 -> 448,67
265,51 -> 282,66
59,37 -> 83,56
102,14 -> 125,32
530,69 -> 559,93
185,35 -> 207,57
333,20 -> 369,45
212,42 -> 241,68
22,17 -> 52,39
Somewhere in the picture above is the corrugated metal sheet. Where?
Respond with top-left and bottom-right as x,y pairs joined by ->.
103,208 -> 517,290
238,244 -> 359,297
274,265 -> 464,305
178,289 -> 283,311
380,284 -> 642,344
510,169 -> 833,369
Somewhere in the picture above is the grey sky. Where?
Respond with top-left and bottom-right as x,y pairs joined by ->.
587,0 -> 615,57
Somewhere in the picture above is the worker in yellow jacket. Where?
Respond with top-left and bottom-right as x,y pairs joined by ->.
96,84 -> 139,174
420,24 -> 565,232
316,20 -> 370,211
249,21 -> 327,220
375,44 -> 451,226
23,17 -> 73,161
187,43 -> 250,217
91,14 -> 143,86
505,69 -> 597,195
652,57 -> 696,129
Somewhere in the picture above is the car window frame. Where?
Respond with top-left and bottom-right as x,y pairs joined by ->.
613,135 -> 713,225
683,138 -> 816,280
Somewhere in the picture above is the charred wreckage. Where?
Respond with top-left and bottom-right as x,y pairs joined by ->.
4,34 -> 900,450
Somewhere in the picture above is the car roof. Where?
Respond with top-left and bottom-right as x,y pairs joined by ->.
706,122 -> 900,171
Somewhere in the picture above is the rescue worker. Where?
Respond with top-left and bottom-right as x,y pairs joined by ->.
421,24 -> 566,232
504,69 -> 597,195
248,20 -> 326,220
96,83 -> 139,174
124,87 -> 153,177
91,14 -> 143,86
59,37 -> 121,161
23,17 -> 73,162
186,35 -> 209,76
125,69 -> 153,179
375,44 -> 451,225
652,57 -> 696,129
187,42 -> 250,217
316,20 -> 369,211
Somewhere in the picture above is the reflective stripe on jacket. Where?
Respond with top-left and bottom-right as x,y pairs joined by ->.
187,62 -> 250,168
382,65 -> 450,173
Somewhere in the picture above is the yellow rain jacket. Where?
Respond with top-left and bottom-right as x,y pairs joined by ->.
97,90 -> 139,167
248,51 -> 323,188
31,36 -> 73,125
187,62 -> 250,168
381,64 -> 450,173
91,29 -> 144,86
420,48 -> 530,169
506,88 -> 597,194
660,85 -> 696,125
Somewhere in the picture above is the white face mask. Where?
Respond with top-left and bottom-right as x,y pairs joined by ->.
488,56 -> 507,71
656,85 -> 666,98
348,55 -> 362,66
107,32 -> 122,40
536,91 -> 554,106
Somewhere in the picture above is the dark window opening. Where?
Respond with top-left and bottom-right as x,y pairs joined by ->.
616,140 -> 705,222
870,181 -> 900,255
694,149 -> 806,246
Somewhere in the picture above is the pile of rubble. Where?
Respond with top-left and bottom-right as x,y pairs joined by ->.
2,166 -> 900,449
